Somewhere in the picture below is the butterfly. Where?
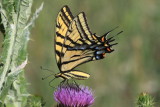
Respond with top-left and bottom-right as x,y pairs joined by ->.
54,5 -> 121,81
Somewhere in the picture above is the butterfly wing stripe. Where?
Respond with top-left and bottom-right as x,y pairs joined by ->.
65,31 -> 82,47
55,50 -> 64,58
61,54 -> 94,72
61,11 -> 71,26
68,73 -> 86,79
78,13 -> 94,41
55,33 -> 66,64
55,50 -> 64,67
78,39 -> 86,44
60,72 -> 89,79
56,42 -> 76,50
63,5 -> 74,19
74,16 -> 88,41
59,14 -> 69,27
56,14 -> 70,48
66,36 -> 81,46
56,32 -> 65,39
72,20 -> 84,40
60,36 -> 84,55
66,21 -> 82,44
75,39 -> 84,45
59,71 -> 90,80
61,6 -> 74,25
75,13 -> 93,44
80,13 -> 99,42
62,19 -> 90,52
58,5 -> 74,28
61,74 -> 71,79
61,19 -> 90,55
55,13 -> 69,64
63,73 -> 72,78
77,14 -> 91,41
55,15 -> 68,55
62,56 -> 91,65
68,72 -> 90,79
56,23 -> 61,28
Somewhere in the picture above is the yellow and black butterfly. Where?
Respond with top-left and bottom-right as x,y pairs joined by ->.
54,5 -> 121,81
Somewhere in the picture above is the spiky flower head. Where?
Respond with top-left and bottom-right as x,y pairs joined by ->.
136,92 -> 154,107
54,83 -> 94,107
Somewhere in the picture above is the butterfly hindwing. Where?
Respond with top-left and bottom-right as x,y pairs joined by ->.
59,70 -> 90,80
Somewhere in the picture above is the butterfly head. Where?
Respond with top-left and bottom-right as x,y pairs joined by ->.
55,73 -> 61,78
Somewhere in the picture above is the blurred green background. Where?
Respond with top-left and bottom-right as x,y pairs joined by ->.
25,0 -> 160,107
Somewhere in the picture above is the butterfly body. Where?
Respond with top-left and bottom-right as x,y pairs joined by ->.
54,5 -> 118,81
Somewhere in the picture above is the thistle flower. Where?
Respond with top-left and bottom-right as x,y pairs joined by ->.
54,83 -> 94,107
136,92 -> 155,107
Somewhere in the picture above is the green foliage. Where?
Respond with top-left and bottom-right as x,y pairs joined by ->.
25,95 -> 45,107
136,93 -> 155,107
0,0 -> 43,106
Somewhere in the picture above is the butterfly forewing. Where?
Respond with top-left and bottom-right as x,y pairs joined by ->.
55,6 -> 74,68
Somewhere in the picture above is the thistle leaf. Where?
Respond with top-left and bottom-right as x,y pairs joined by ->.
0,0 -> 43,106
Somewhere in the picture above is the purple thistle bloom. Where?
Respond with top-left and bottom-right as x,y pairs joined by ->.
54,84 -> 95,107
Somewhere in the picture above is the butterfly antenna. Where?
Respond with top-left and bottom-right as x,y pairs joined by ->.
117,30 -> 123,35
102,26 -> 119,37
42,74 -> 55,80
108,30 -> 123,42
41,66 -> 56,80
40,66 -> 54,73
110,43 -> 118,47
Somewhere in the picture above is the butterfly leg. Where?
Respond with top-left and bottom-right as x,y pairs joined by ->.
73,80 -> 81,91
72,80 -> 89,95
59,79 -> 67,88
49,78 -> 56,89
66,79 -> 69,86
